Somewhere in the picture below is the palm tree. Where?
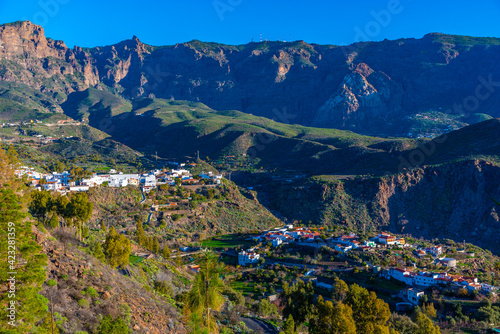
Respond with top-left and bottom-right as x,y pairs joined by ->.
185,250 -> 226,333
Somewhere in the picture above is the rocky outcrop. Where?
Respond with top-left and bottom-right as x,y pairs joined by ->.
312,63 -> 403,130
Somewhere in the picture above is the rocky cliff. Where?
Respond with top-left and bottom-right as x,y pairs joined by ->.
1,21 -> 500,134
264,160 -> 500,254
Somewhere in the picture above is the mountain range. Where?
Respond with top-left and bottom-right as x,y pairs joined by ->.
1,20 -> 500,136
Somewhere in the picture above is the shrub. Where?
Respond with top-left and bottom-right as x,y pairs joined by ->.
86,286 -> 99,298
47,279 -> 57,287
78,299 -> 90,308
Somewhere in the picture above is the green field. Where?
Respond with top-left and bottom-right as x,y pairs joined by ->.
200,234 -> 252,248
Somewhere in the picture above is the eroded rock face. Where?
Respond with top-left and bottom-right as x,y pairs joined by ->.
312,63 -> 403,130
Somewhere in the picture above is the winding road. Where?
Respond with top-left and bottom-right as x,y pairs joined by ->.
239,317 -> 278,334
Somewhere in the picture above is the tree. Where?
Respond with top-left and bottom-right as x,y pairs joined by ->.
389,314 -> 419,334
30,190 -> 52,223
93,243 -> 106,263
310,296 -> 356,334
176,249 -> 182,268
6,144 -> 18,165
67,192 -> 93,241
103,227 -> 131,269
48,213 -> 59,229
0,188 -> 49,332
162,245 -> 171,259
344,284 -> 391,334
280,315 -> 298,334
281,280 -> 315,327
101,221 -> 107,233
152,237 -> 160,253
414,312 -> 441,334
422,303 -> 437,319
0,146 -> 14,186
258,299 -> 278,318
52,194 -> 71,251
185,251 -> 226,333
332,277 -> 349,302
135,220 -> 146,246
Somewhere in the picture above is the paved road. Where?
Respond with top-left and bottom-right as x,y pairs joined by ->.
146,211 -> 153,224
239,317 -> 278,334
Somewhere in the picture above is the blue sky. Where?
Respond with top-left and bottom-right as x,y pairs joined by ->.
0,0 -> 498,47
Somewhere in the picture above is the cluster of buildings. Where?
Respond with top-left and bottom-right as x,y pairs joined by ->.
253,225 -> 323,247
15,165 -> 223,194
385,267 -> 497,298
15,168 -> 89,192
252,228 -> 410,253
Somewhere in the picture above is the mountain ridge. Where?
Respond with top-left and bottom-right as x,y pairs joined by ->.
2,20 -> 500,136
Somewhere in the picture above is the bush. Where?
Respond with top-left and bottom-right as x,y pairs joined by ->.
96,315 -> 129,334
154,281 -> 173,296
47,279 -> 57,287
86,286 -> 99,298
78,299 -> 90,308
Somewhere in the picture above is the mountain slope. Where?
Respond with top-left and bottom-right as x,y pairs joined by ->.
62,91 -> 422,175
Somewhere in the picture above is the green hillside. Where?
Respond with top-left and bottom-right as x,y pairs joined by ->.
60,91 -> 423,175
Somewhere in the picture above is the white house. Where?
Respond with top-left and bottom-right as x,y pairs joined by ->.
334,244 -> 352,253
406,288 -> 424,305
109,174 -> 140,187
414,272 -> 439,287
426,246 -> 443,257
69,185 -> 90,192
140,174 -> 157,192
43,179 -> 63,191
271,238 -> 283,247
238,250 -> 260,266
388,268 -> 415,285
82,174 -> 110,187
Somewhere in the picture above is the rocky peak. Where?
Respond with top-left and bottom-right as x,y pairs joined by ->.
0,20 -> 69,59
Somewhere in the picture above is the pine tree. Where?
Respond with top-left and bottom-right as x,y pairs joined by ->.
0,188 -> 49,332
162,245 -> 171,259
310,296 -> 356,334
332,277 -> 349,302
176,249 -> 182,268
67,192 -> 93,241
94,243 -> 106,263
48,214 -> 59,229
414,312 -> 441,334
0,146 -> 13,186
344,284 -> 391,334
281,280 -> 315,326
29,190 -> 52,223
103,227 -> 131,269
6,144 -> 19,165
281,315 -> 298,334
152,237 -> 160,253
136,220 -> 146,246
